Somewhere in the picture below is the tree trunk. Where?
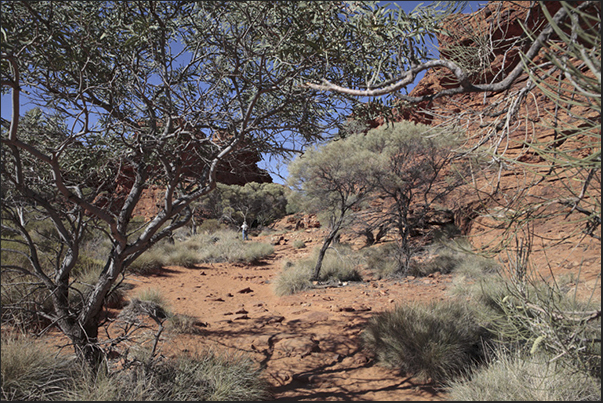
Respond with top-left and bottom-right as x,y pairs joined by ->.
59,315 -> 105,372
394,225 -> 412,275
64,256 -> 123,372
311,228 -> 339,281
75,324 -> 105,370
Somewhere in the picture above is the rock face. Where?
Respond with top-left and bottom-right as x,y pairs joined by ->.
95,132 -> 272,220
396,1 -> 568,126
214,146 -> 273,186
130,149 -> 272,220
380,0 -> 599,206
382,1 -> 600,282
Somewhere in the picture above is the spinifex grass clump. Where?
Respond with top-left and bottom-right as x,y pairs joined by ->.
447,346 -> 601,401
1,333 -> 80,401
361,299 -> 491,383
363,237 -> 501,280
1,332 -> 271,401
71,349 -> 271,401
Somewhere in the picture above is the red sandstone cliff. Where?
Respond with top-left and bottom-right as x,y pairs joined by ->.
386,1 -> 600,285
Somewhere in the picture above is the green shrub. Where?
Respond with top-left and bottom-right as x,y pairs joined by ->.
292,239 -> 306,249
446,347 -> 601,401
196,182 -> 288,228
1,333 -> 80,401
272,260 -> 314,296
448,256 -> 601,381
273,245 -> 363,296
361,299 -> 491,383
197,218 -> 223,234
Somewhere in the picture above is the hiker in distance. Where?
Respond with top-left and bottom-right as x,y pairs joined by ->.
241,221 -> 249,241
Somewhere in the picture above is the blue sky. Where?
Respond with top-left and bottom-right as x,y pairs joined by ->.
1,1 -> 487,185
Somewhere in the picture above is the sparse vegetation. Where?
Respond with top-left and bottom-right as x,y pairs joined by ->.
128,230 -> 274,274
273,244 -> 363,296
362,236 -> 500,280
166,313 -> 202,335
293,239 -> 306,249
272,260 -> 314,297
1,1 -> 599,399
362,239 -> 600,390
1,333 -> 270,401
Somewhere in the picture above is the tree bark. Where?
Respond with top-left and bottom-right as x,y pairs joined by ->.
311,216 -> 345,281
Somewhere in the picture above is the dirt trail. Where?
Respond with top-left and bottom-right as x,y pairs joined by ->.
123,227 -> 452,401
33,211 -> 598,401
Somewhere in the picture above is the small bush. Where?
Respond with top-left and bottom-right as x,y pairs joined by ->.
410,240 -> 500,278
362,242 -> 399,279
272,260 -> 313,296
197,218 -> 222,234
70,347 -> 271,401
361,299 -> 491,383
293,239 -> 306,249
410,253 -> 463,277
1,271 -> 54,331
132,288 -> 167,307
448,254 -> 602,382
363,236 -> 501,280
314,244 -> 363,282
127,247 -> 166,275
272,245 -> 363,296
162,348 -> 271,401
446,347 -> 601,401
166,314 -> 201,334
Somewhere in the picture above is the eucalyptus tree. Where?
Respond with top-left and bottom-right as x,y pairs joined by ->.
0,1 -> 404,369
287,133 -> 378,281
361,121 -> 464,274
